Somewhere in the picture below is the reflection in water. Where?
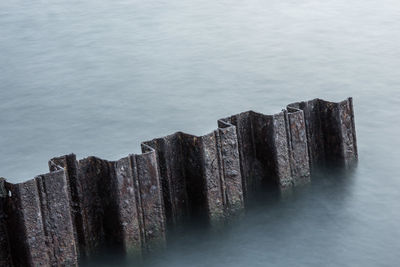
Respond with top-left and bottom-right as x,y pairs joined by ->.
82,168 -> 357,267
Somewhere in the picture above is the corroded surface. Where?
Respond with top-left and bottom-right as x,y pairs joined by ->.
49,154 -> 85,258
114,156 -> 143,256
36,171 -> 77,266
6,179 -> 49,266
49,151 -> 166,258
220,110 -> 295,192
319,99 -> 344,166
285,108 -> 311,185
288,99 -> 325,168
143,133 -> 188,224
143,125 -> 244,225
0,97 -> 357,266
338,98 -> 358,167
4,171 -> 77,266
221,112 -> 264,196
201,131 -> 225,221
200,124 -> 244,223
287,97 -> 358,169
272,112 -> 292,187
216,125 -> 244,215
135,149 -> 166,251
74,157 -> 117,256
0,178 -> 12,266
251,112 -> 280,186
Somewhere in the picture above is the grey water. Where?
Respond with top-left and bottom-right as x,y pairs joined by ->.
1,0 -> 399,266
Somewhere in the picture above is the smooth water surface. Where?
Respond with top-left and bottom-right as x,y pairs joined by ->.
1,0 -> 399,266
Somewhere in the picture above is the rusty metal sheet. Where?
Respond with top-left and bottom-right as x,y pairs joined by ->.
114,156 -> 143,256
50,156 -> 121,257
35,170 -> 78,266
318,99 -> 345,166
201,131 -> 226,223
143,133 -> 188,224
287,99 -> 325,170
49,154 -> 85,259
220,112 -> 261,195
220,110 -> 293,191
144,127 -> 244,226
1,97 -> 357,265
0,178 -> 12,266
134,148 -> 166,251
271,112 -> 292,187
338,97 -> 358,167
216,123 -> 244,215
200,124 -> 244,224
180,133 -> 208,221
50,152 -> 167,259
250,112 -> 277,183
75,157 -> 117,256
3,171 -> 78,266
285,108 -> 311,185
287,97 -> 358,169
6,179 -> 49,266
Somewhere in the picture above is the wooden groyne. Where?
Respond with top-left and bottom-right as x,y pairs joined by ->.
0,97 -> 358,266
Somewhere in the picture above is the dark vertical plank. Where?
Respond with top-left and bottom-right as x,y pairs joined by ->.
143,134 -> 188,224
114,156 -> 143,256
250,111 -> 292,188
288,99 -> 325,169
49,154 -> 85,258
288,98 -> 358,169
180,134 -> 208,220
271,112 -> 292,187
201,132 -> 225,223
285,108 -> 311,185
217,126 -> 244,214
76,157 -> 122,256
220,112 -> 264,195
222,111 -> 293,191
338,98 -> 358,167
6,179 -> 49,266
134,151 -> 166,251
36,171 -> 78,266
0,178 -> 12,266
319,100 -> 345,166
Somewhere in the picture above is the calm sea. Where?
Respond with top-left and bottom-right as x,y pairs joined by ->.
1,0 -> 399,266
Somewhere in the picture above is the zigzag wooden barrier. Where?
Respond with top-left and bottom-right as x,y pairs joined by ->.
0,98 -> 358,266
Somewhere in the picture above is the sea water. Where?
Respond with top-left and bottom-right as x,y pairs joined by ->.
1,0 -> 399,266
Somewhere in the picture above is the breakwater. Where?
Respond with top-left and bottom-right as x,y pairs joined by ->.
0,97 -> 357,266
